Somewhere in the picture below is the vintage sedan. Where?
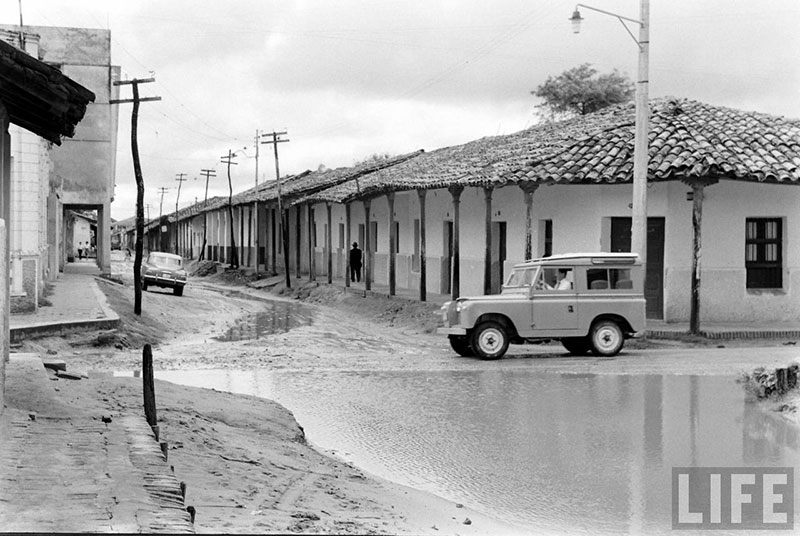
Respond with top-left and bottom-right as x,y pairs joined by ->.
438,253 -> 646,359
141,252 -> 187,296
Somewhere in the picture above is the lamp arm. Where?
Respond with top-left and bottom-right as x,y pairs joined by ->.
574,3 -> 643,26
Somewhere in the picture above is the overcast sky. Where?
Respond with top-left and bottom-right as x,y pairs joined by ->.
1,1 -> 798,221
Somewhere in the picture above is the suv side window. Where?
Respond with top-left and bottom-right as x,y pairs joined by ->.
587,268 -> 633,290
535,267 -> 574,291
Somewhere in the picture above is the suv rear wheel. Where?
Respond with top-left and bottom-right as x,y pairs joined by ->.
448,335 -> 473,357
590,320 -> 624,356
562,336 -> 591,355
470,321 -> 509,360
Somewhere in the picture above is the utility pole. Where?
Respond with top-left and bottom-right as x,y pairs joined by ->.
197,169 -> 216,261
174,173 -> 187,255
220,150 -> 239,269
261,130 -> 290,288
111,77 -> 161,316
157,186 -> 169,252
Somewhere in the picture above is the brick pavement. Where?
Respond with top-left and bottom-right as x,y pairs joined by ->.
0,355 -> 193,533
2,260 -> 192,532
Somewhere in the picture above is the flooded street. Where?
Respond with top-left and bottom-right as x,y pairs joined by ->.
97,283 -> 800,534
125,367 -> 799,534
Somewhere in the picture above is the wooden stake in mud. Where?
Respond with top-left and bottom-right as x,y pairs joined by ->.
143,344 -> 157,435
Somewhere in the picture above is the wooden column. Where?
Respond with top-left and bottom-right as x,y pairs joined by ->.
364,198 -> 372,291
686,178 -> 718,335
417,189 -> 427,302
307,204 -> 315,281
295,206 -> 301,278
387,192 -> 396,296
253,201 -> 259,275
484,186 -> 493,296
449,185 -> 463,300
345,203 -> 352,287
326,203 -> 333,284
520,183 -> 539,261
270,207 -> 277,275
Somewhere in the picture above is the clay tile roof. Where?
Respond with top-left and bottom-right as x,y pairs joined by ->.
516,98 -> 800,185
0,39 -> 95,144
299,105 -> 634,204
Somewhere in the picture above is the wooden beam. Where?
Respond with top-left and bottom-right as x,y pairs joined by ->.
387,192 -> 396,296
418,189 -> 427,302
448,185 -> 464,300
484,186 -> 493,296
520,183 -> 539,261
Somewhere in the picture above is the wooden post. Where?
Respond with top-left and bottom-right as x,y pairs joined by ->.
295,207 -> 301,279
364,198 -> 372,291
484,186 -> 493,296
345,203 -> 352,287
418,189 -> 427,302
387,192 -> 396,296
520,183 -> 539,261
271,208 -> 277,275
326,203 -> 333,284
142,344 -> 157,433
687,178 -> 717,335
307,205 -> 315,281
449,185 -> 463,300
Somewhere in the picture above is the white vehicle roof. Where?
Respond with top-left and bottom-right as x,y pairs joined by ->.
515,252 -> 640,268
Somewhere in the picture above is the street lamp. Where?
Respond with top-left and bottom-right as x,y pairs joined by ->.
571,2 -> 650,269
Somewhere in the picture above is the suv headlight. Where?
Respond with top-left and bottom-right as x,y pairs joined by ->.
455,301 -> 469,313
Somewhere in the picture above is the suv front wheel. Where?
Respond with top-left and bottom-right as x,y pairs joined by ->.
470,321 -> 509,360
590,320 -> 624,356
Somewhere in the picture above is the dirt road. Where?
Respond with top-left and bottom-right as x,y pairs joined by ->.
18,258 -> 800,534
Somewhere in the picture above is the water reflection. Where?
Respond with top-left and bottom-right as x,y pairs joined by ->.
212,301 -> 313,341
137,369 -> 799,535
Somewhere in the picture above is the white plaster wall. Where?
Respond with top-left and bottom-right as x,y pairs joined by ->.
662,180 -> 800,323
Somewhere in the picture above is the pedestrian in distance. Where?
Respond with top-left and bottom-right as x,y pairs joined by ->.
349,242 -> 363,282
78,241 -> 83,260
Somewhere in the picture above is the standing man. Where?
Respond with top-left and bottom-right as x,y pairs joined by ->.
349,242 -> 363,282
78,241 -> 83,260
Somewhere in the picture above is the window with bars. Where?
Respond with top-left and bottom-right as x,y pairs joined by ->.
745,218 -> 782,289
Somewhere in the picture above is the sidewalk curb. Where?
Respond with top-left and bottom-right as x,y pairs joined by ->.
9,276 -> 120,343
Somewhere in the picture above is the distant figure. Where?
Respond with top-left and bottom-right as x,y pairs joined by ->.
78,241 -> 83,260
125,247 -> 132,260
349,242 -> 363,282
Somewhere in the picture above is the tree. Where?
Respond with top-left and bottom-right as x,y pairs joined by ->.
532,63 -> 634,120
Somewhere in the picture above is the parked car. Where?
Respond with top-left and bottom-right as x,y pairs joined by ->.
141,252 -> 187,296
438,253 -> 646,359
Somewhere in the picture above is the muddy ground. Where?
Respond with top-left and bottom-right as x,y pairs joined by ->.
19,259 -> 522,535
18,256 -> 800,533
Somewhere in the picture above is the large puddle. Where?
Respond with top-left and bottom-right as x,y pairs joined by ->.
126,369 -> 800,534
212,301 -> 314,341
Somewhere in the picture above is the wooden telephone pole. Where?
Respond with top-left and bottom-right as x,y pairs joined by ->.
157,186 -> 169,252
174,173 -> 187,255
220,150 -> 239,269
111,78 -> 161,315
197,169 -> 216,261
261,131 -> 291,288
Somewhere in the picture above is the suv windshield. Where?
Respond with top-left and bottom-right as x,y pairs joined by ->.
504,267 -> 537,288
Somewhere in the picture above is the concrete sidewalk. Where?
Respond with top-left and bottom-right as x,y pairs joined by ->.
9,261 -> 120,343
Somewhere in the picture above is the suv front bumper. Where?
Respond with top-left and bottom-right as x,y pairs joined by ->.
437,327 -> 467,335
